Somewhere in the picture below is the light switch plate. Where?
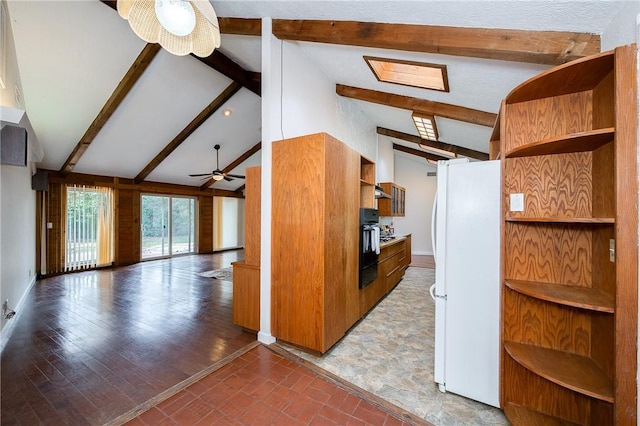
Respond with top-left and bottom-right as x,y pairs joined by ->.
510,193 -> 524,212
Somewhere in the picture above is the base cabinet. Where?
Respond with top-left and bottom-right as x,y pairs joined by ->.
360,236 -> 411,315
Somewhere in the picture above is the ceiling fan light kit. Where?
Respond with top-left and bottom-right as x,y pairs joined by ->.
189,144 -> 246,183
117,0 -> 221,58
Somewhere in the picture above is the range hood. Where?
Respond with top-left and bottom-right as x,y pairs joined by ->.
375,184 -> 392,199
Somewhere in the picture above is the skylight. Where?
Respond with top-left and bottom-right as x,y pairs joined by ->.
364,56 -> 449,92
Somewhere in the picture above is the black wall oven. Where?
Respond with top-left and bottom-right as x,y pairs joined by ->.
359,208 -> 380,289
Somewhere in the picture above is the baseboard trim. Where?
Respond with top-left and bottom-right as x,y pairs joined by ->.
0,275 -> 36,354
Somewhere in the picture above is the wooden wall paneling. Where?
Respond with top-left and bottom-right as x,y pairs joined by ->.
115,189 -> 140,265
272,133 -> 327,351
612,43 -> 638,426
505,223 -> 593,286
503,92 -> 593,153
502,289 -> 592,354
504,153 -> 593,219
503,355 -> 592,425
244,167 -> 261,266
45,182 -> 65,275
197,196 -> 213,253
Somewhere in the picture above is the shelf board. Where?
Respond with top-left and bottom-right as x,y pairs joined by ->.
505,50 -> 614,104
503,402 -> 583,426
505,216 -> 615,224
505,128 -> 614,158
505,341 -> 614,403
360,179 -> 374,186
505,279 -> 614,313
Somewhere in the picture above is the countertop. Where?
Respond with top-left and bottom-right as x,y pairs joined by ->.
379,234 -> 408,249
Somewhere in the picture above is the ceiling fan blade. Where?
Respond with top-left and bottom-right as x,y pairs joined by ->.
189,173 -> 212,177
223,176 -> 234,182
226,174 -> 246,179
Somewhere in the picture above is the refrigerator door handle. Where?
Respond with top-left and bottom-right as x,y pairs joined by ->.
431,191 -> 437,261
430,283 -> 446,301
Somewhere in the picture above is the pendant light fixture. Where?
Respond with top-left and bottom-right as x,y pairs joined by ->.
117,0 -> 221,58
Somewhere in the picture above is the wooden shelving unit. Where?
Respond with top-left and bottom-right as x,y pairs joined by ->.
498,44 -> 638,425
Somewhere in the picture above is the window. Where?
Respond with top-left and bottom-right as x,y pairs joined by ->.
65,185 -> 114,271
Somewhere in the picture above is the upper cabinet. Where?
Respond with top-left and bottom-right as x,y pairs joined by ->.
498,45 -> 637,425
378,182 -> 405,217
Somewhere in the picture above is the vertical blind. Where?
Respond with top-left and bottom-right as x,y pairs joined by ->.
65,185 -> 114,271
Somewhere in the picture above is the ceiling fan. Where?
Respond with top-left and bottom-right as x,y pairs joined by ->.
189,144 -> 245,182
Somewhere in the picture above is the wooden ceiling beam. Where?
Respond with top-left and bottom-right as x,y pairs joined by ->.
393,143 -> 448,162
219,18 -> 262,36
60,43 -> 160,174
134,82 -> 242,184
272,20 -> 600,65
194,51 -> 261,96
99,1 -> 261,96
200,141 -> 262,190
377,127 -> 489,161
337,84 -> 496,127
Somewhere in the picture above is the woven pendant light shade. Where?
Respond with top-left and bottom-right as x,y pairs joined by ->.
117,0 -> 221,57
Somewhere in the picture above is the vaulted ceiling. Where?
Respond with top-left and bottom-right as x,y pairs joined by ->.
5,1 -> 628,192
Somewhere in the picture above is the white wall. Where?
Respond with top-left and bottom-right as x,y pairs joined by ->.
376,135 -> 394,183
260,18 -> 378,344
275,40 -> 376,158
0,1 -> 37,346
391,153 -> 436,255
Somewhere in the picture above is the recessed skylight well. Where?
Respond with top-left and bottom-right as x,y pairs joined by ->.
364,56 -> 449,92
412,111 -> 439,141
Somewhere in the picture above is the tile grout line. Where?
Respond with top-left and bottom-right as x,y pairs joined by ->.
104,339 -> 261,426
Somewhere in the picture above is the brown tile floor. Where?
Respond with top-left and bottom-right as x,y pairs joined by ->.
124,344 -> 422,426
1,251 -> 255,425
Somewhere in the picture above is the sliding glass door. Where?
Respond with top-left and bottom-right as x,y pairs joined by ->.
141,195 -> 195,259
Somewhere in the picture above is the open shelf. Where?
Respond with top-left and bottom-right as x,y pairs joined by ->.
503,402 -> 582,426
505,279 -> 614,313
505,50 -> 614,104
505,128 -> 614,158
505,341 -> 614,403
505,216 -> 615,224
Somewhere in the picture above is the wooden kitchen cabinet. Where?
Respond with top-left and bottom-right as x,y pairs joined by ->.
378,182 -> 405,217
498,45 -> 637,425
232,166 -> 261,331
360,235 -> 411,315
271,133 -> 362,353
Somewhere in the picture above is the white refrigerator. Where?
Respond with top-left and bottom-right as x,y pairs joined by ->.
430,158 -> 501,408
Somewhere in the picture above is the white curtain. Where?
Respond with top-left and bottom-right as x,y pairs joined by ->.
65,185 -> 114,271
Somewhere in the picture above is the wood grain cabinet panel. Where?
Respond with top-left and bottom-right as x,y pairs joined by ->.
232,166 -> 261,331
498,45 -> 637,425
271,133 -> 360,353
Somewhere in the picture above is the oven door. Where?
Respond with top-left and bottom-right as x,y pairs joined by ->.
359,225 -> 379,289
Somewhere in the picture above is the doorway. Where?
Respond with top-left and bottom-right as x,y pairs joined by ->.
141,194 -> 196,259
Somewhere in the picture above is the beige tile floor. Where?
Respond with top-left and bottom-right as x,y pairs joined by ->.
282,267 -> 508,425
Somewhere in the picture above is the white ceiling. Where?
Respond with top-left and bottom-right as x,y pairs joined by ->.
5,1 -> 630,191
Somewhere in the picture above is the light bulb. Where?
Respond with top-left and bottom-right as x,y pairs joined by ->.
155,0 -> 196,37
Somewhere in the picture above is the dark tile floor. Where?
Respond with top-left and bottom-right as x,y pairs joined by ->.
124,344 -> 418,426
1,252 -> 255,425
